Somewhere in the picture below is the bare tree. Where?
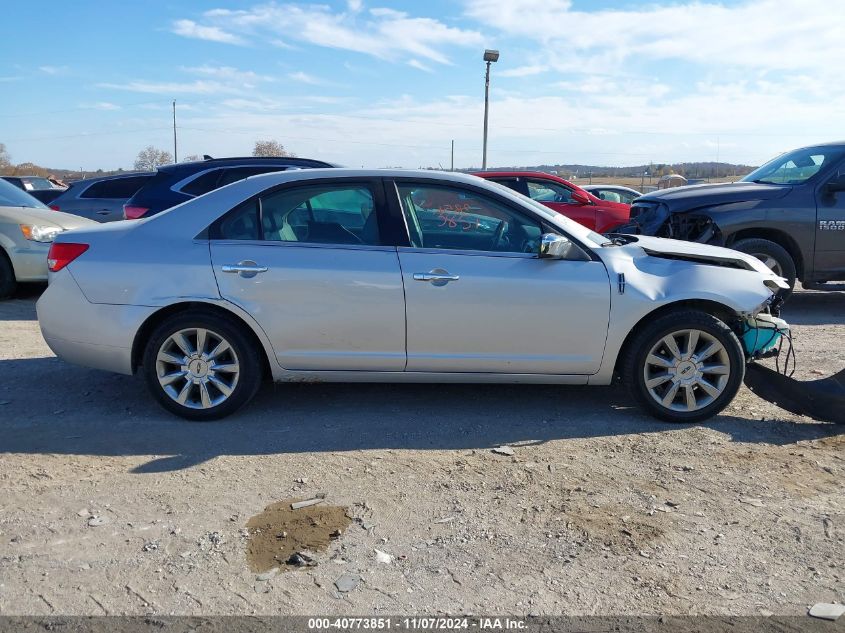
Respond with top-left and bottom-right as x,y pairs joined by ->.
0,143 -> 11,169
134,146 -> 173,171
252,139 -> 294,157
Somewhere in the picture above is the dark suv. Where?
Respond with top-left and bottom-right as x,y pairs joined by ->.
123,156 -> 337,219
619,142 -> 845,292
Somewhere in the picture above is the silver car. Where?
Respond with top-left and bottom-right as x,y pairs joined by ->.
0,179 -> 96,299
37,169 -> 789,422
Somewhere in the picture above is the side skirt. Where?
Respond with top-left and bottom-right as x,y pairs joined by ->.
270,370 -> 590,385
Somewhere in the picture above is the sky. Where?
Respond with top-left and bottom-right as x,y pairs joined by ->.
1,0 -> 844,171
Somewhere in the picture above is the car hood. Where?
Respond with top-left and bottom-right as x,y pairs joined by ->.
624,235 -> 789,288
0,205 -> 97,229
638,181 -> 790,209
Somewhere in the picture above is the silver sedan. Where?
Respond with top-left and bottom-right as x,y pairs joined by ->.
37,169 -> 788,422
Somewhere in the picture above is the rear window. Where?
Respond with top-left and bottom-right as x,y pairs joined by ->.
81,175 -> 153,199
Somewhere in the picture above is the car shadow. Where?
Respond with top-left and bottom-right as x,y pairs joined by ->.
0,357 -> 840,474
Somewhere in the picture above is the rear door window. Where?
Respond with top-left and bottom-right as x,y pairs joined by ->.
212,183 -> 381,246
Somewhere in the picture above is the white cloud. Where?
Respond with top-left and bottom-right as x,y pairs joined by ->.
171,19 -> 244,45
407,59 -> 434,73
287,71 -> 328,85
98,80 -> 241,95
39,65 -> 68,75
182,65 -> 274,82
499,65 -> 547,78
81,102 -> 122,111
465,0 -> 845,74
173,3 -> 483,65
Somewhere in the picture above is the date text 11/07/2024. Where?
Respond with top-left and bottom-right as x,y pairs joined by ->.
307,617 -> 528,630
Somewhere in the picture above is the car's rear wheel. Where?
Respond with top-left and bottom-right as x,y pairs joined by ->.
732,238 -> 796,297
623,310 -> 745,423
0,251 -> 17,300
142,312 -> 262,421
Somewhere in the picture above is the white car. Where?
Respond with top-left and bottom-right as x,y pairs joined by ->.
37,169 -> 789,422
0,179 -> 96,298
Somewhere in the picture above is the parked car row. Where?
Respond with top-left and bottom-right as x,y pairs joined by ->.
10,142 -> 844,425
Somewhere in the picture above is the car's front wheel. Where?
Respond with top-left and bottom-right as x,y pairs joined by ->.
142,312 -> 262,421
623,310 -> 745,423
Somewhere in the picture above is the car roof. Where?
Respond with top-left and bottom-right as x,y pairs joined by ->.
156,156 -> 338,174
69,172 -> 155,186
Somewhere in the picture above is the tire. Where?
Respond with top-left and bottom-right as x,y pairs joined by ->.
732,238 -> 796,297
622,310 -> 745,423
0,251 -> 17,300
142,311 -> 262,421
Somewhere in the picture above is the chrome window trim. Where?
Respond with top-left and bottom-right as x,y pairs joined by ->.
397,246 -> 537,259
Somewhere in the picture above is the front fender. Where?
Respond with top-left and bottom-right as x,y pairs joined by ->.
590,251 -> 775,384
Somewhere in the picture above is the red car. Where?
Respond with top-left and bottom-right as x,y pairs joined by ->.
474,171 -> 630,233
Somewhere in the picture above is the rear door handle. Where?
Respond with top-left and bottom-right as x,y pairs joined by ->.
413,269 -> 459,286
221,260 -> 268,278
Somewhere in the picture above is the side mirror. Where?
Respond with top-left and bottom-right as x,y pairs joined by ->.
571,190 -> 591,205
825,171 -> 845,195
538,233 -> 591,261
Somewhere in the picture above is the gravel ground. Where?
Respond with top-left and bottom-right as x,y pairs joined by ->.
0,285 -> 842,616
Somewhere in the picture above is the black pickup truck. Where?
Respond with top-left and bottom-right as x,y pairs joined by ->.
618,142 -> 845,293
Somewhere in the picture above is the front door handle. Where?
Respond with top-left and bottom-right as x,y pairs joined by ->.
413,268 -> 459,286
221,260 -> 268,278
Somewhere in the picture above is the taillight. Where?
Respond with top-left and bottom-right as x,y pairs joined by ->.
49,204 -> 60,211
123,205 -> 149,220
47,243 -> 89,272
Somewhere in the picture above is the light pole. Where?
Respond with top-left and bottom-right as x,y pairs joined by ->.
482,49 -> 499,170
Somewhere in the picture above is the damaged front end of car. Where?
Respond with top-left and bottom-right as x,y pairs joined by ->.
626,236 -> 844,424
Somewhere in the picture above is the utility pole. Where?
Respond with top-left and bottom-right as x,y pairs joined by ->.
451,140 -> 455,171
172,100 -> 178,163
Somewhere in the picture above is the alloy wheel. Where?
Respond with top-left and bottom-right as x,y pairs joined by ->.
155,327 -> 240,410
643,328 -> 731,413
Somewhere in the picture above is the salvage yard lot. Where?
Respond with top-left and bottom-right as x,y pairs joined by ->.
0,287 -> 842,615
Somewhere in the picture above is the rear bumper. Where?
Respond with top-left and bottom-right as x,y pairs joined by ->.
37,269 -> 157,375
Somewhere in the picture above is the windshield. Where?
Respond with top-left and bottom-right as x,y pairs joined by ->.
742,147 -> 845,185
0,178 -> 48,208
